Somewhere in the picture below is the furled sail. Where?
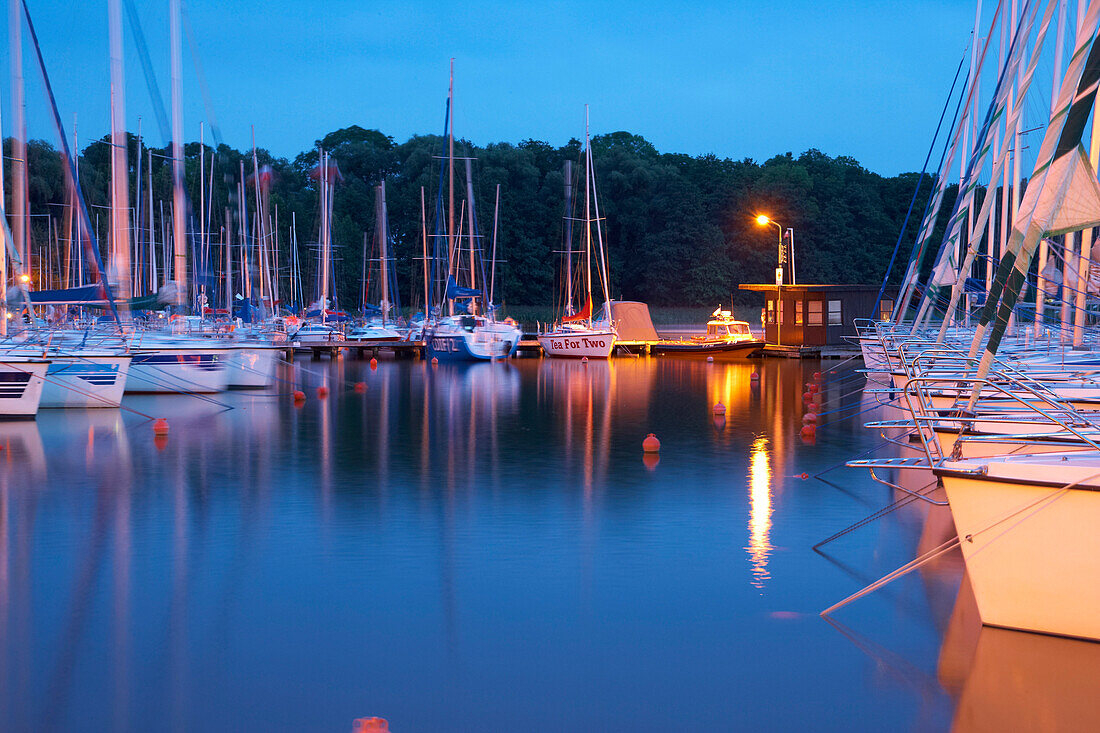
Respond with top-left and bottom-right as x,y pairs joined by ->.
562,296 -> 592,323
969,4 -> 1100,382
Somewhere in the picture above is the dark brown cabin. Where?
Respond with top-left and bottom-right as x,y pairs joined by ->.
737,284 -> 895,347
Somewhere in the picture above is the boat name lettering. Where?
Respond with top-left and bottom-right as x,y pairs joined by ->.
551,337 -> 606,350
431,337 -> 460,352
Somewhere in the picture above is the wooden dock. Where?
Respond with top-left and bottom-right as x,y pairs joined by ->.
286,340 -> 425,360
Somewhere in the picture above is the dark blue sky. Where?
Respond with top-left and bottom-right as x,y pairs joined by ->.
10,0 -> 975,175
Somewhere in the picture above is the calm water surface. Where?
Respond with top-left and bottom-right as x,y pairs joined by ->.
1,356 -> 1096,731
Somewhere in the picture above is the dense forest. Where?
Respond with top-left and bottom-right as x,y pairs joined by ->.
7,125 -> 951,312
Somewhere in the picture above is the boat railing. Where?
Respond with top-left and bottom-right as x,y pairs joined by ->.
900,372 -> 1100,465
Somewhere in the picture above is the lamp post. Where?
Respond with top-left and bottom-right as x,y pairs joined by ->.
756,215 -> 797,346
756,214 -> 784,278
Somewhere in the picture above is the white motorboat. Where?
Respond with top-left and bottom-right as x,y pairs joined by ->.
293,322 -> 345,347
347,321 -> 402,344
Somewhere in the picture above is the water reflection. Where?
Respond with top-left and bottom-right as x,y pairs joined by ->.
0,356 -> 970,730
953,626 -> 1100,731
747,435 -> 773,589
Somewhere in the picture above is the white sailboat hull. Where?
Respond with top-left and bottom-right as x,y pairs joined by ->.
938,457 -> 1100,640
0,361 -> 49,418
127,347 -> 232,394
538,329 -> 615,359
227,346 -> 279,389
40,354 -> 131,408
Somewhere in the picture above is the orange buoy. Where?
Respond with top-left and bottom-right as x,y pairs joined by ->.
713,402 -> 726,415
431,357 -> 439,365
809,383 -> 820,394
370,357 -> 378,370
353,718 -> 389,733
353,381 -> 367,393
292,390 -> 306,403
750,371 -> 760,381
813,371 -> 822,381
706,356 -> 714,363
581,356 -> 589,364
154,434 -> 169,451
802,412 -> 818,424
152,418 -> 169,436
642,433 -> 661,453
642,453 -> 660,471
800,424 -> 816,439
317,385 -> 329,399
802,391 -> 813,402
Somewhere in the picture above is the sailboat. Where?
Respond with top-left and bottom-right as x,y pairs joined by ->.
538,110 -> 616,359
843,0 -> 1100,642
423,63 -> 522,362
293,148 -> 346,347
348,180 -> 403,345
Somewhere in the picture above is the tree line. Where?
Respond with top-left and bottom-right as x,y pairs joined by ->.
6,125 -> 951,311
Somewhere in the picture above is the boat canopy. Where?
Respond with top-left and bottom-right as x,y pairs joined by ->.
25,284 -> 107,305
602,301 -> 658,341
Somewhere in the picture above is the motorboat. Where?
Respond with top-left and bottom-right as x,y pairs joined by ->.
651,308 -> 764,357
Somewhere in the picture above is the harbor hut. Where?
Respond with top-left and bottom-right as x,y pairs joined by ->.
738,284 -> 894,350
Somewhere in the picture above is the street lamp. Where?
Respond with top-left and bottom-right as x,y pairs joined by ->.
754,215 -> 796,285
755,215 -> 785,347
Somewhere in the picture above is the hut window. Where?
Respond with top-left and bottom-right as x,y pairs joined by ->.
794,300 -> 803,325
807,300 -> 823,326
879,299 -> 894,322
828,300 -> 843,325
766,300 -> 775,324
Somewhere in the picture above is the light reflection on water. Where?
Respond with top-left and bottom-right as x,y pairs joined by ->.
0,356 -> 1092,731
748,435 -> 773,589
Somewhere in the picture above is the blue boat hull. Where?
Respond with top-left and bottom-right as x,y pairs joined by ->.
424,334 -> 519,362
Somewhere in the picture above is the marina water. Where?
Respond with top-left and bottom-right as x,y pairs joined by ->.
0,357 -> 1095,731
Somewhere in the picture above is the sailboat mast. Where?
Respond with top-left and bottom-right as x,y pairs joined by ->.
224,206 -> 232,314
421,186 -> 429,319
361,229 -> 369,315
200,121 -> 205,314
447,60 -> 456,316
563,160 -> 573,315
148,150 -> 155,291
0,70 -> 6,336
251,126 -> 265,313
380,179 -> 390,324
490,183 -> 499,306
108,0 -> 131,304
464,158 -> 477,296
170,0 -> 187,308
584,108 -> 593,324
9,0 -> 26,268
133,117 -> 141,294
319,149 -> 329,323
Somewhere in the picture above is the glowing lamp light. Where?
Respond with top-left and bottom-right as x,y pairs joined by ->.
4,313 -> 10,320
755,214 -> 771,226
18,274 -> 30,284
